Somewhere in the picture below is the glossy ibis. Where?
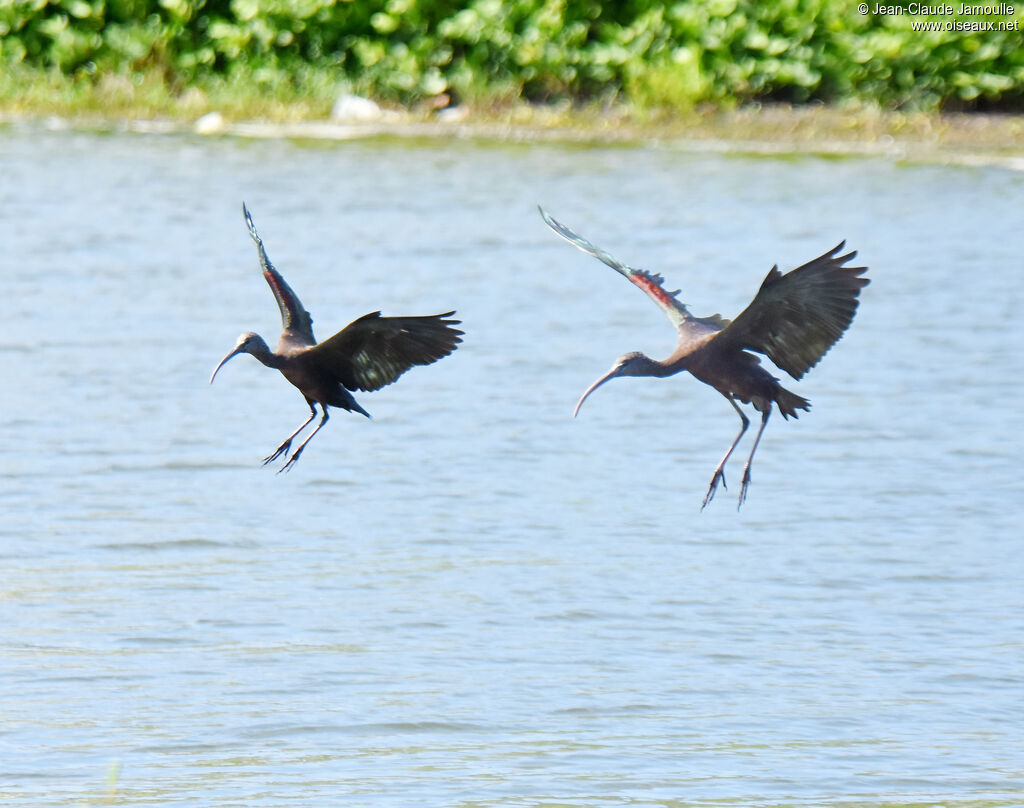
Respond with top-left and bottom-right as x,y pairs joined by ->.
211,203 -> 463,472
539,206 -> 868,509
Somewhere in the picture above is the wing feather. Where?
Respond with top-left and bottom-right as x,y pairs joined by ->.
306,311 -> 463,392
539,206 -> 726,341
243,203 -> 315,345
713,242 -> 869,379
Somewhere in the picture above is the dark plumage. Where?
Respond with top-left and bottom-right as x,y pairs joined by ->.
540,206 -> 868,509
211,203 -> 462,471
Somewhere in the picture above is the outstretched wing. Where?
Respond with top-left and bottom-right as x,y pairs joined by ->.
539,206 -> 726,340
713,241 -> 869,380
306,311 -> 463,392
242,202 -> 315,345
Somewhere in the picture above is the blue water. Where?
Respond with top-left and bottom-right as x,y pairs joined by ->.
1,124 -> 1022,806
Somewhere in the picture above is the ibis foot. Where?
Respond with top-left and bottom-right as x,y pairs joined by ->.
277,447 -> 306,474
701,468 -> 727,511
737,467 -> 753,510
263,440 -> 293,466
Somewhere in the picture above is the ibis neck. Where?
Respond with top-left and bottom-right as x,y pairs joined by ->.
247,339 -> 287,370
639,353 -> 677,378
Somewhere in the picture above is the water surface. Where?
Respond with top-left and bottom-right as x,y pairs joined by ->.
1,125 -> 1022,806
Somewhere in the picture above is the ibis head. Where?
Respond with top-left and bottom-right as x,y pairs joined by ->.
210,332 -> 272,384
573,351 -> 665,418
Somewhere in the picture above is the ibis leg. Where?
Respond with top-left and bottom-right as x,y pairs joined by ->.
279,407 -> 329,473
737,407 -> 770,509
264,402 -> 318,466
701,395 -> 749,511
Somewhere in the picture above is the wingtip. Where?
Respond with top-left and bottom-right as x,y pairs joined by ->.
833,239 -> 866,273
242,202 -> 261,244
833,239 -> 854,259
537,205 -> 560,231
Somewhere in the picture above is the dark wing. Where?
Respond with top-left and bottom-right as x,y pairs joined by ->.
539,206 -> 727,342
243,203 -> 315,345
306,311 -> 463,392
713,241 -> 869,380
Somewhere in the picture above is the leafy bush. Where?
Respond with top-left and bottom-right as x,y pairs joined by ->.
0,0 -> 1021,111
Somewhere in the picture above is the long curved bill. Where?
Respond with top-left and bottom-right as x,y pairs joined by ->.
572,366 -> 620,418
210,346 -> 244,384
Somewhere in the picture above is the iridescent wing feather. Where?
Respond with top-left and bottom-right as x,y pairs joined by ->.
243,203 -> 316,345
713,241 -> 869,380
539,207 -> 726,343
306,311 -> 463,392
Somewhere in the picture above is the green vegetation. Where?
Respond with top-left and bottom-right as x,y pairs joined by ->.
1,0 -> 1022,119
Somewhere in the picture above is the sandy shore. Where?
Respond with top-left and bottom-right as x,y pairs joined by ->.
4,104 -> 1022,170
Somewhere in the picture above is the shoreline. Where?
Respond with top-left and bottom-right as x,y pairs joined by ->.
4,104 -> 1023,170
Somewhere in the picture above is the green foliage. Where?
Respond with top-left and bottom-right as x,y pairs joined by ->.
0,0 -> 1021,111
